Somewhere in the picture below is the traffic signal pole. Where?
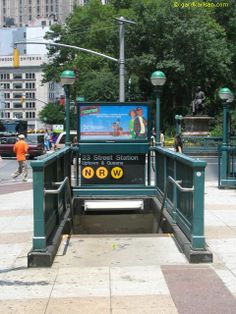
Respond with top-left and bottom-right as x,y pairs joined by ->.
14,16 -> 136,103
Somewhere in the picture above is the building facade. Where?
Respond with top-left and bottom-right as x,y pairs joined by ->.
0,54 -> 62,131
0,26 -> 62,131
0,0 -> 109,28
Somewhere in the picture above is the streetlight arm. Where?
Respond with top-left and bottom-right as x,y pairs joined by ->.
14,41 -> 118,63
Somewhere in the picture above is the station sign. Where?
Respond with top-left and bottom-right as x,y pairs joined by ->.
81,154 -> 145,184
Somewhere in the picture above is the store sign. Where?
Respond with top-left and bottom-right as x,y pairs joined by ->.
81,154 -> 145,184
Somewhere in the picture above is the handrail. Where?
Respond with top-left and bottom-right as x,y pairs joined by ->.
44,177 -> 72,211
168,176 -> 194,192
157,176 -> 194,232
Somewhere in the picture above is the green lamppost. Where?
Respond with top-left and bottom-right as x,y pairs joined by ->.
175,114 -> 183,135
150,70 -> 166,145
218,87 -> 234,183
60,70 -> 76,146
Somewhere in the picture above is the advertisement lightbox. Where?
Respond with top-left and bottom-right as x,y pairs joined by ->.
78,102 -> 149,142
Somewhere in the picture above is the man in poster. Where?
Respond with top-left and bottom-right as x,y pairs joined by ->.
134,107 -> 147,139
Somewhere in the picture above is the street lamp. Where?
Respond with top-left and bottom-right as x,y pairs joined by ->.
219,87 -> 234,145
218,87 -> 234,185
60,70 -> 76,146
175,114 -> 183,135
150,70 -> 166,145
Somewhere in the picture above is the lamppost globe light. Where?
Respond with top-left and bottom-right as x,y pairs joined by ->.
60,70 -> 76,146
150,70 -> 166,86
218,87 -> 234,103
60,70 -> 76,86
150,70 -> 166,146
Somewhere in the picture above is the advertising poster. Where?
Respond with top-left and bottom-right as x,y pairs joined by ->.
80,104 -> 148,141
81,154 -> 145,185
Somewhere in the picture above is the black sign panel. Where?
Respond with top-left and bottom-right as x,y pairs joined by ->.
81,154 -> 145,185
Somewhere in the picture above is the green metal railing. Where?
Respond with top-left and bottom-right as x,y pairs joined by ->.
154,146 -> 206,249
30,147 -> 72,250
166,136 -> 236,155
218,145 -> 236,188
29,143 -> 207,264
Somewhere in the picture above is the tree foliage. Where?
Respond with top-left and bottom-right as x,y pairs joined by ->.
42,0 -> 235,131
38,103 -> 65,125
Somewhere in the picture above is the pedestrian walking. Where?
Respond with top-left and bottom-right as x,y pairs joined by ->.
12,134 -> 29,182
174,134 -> 183,153
160,131 -> 165,147
44,130 -> 50,151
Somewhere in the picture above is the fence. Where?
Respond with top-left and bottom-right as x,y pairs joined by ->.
154,146 -> 206,249
28,144 -> 209,266
218,145 -> 236,188
28,147 -> 72,266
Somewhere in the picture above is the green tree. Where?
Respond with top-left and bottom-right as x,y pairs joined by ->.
38,102 -> 65,125
42,0 -> 234,131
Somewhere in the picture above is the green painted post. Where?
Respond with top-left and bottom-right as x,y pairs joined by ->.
155,89 -> 161,145
191,167 -> 205,249
172,159 -> 177,223
64,85 -> 70,146
60,70 -> 76,146
221,101 -> 229,180
31,163 -> 47,250
218,87 -> 234,186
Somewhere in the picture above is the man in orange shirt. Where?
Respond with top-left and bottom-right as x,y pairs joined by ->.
12,134 -> 29,182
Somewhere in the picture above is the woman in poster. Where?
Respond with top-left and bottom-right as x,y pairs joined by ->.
128,109 -> 137,139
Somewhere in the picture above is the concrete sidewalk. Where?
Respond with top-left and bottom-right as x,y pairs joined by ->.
0,182 -> 236,313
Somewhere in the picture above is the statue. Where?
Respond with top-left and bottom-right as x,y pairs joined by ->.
190,86 -> 206,115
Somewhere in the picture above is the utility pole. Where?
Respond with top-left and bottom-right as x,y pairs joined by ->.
15,17 -> 136,104
115,17 -> 136,102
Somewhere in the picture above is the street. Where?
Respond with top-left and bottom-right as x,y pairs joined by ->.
0,157 -> 33,184
0,156 -> 218,185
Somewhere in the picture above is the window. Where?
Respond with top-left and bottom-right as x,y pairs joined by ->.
4,102 -> 10,109
0,73 -> 10,80
26,112 -> 35,119
13,93 -> 22,99
25,82 -> 35,89
13,112 -> 23,119
25,73 -> 35,79
4,93 -> 10,99
3,83 -> 10,89
25,92 -> 35,99
26,102 -> 35,108
13,102 -> 23,109
13,83 -> 23,89
49,82 -> 55,89
13,73 -> 22,79
5,112 -> 10,118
